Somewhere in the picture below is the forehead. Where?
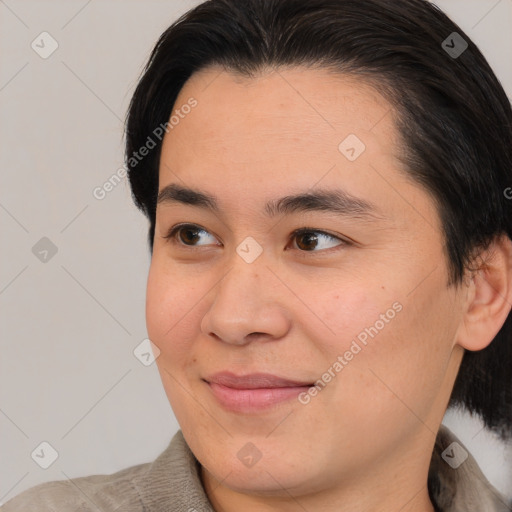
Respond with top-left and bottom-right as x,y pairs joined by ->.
161,66 -> 397,178
168,65 -> 397,155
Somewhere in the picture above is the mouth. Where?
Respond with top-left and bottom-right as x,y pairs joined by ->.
202,371 -> 315,413
203,371 -> 314,389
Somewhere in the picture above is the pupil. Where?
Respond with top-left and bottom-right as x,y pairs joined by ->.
298,232 -> 318,251
182,228 -> 199,245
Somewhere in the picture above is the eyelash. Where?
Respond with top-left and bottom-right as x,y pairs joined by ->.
163,223 -> 351,255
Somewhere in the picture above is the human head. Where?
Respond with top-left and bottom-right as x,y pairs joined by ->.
126,0 -> 512,439
125,0 -> 512,508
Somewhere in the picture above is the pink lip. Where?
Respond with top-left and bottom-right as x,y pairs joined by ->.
203,371 -> 313,413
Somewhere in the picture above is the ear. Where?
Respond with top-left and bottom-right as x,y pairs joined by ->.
456,234 -> 512,351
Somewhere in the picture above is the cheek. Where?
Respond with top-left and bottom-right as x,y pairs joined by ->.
305,280 -> 392,356
338,286 -> 456,421
145,260 -> 200,358
310,274 -> 451,403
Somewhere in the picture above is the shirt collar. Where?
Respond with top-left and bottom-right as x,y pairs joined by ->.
428,424 -> 510,511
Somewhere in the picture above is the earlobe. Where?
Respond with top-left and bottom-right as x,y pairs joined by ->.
456,234 -> 512,352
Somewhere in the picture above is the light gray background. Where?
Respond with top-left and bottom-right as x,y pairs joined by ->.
1,0 -> 511,505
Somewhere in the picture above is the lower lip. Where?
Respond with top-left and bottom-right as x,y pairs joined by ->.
206,381 -> 312,413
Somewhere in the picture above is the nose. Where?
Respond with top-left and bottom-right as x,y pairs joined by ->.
200,256 -> 291,346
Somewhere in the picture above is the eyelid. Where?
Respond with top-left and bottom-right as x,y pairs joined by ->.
163,223 -> 352,252
291,227 -> 353,246
163,222 -> 220,245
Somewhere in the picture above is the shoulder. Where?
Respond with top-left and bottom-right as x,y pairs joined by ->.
1,430 -> 213,512
1,460 -> 151,512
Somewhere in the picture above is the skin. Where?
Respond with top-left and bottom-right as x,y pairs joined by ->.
146,65 -> 512,512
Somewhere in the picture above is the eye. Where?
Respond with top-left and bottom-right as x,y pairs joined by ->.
163,223 -> 219,247
164,223 -> 350,254
289,228 -> 348,253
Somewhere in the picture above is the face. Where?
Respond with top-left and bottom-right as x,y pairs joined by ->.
146,66 -> 467,499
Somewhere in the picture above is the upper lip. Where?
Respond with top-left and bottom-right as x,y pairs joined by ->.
204,371 -> 313,389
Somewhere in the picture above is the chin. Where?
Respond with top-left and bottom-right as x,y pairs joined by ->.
217,469 -> 315,497
202,444 -> 321,495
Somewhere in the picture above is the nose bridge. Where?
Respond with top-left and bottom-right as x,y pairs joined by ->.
200,251 -> 290,345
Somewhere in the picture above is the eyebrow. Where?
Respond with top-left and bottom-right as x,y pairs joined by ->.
156,183 -> 386,222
